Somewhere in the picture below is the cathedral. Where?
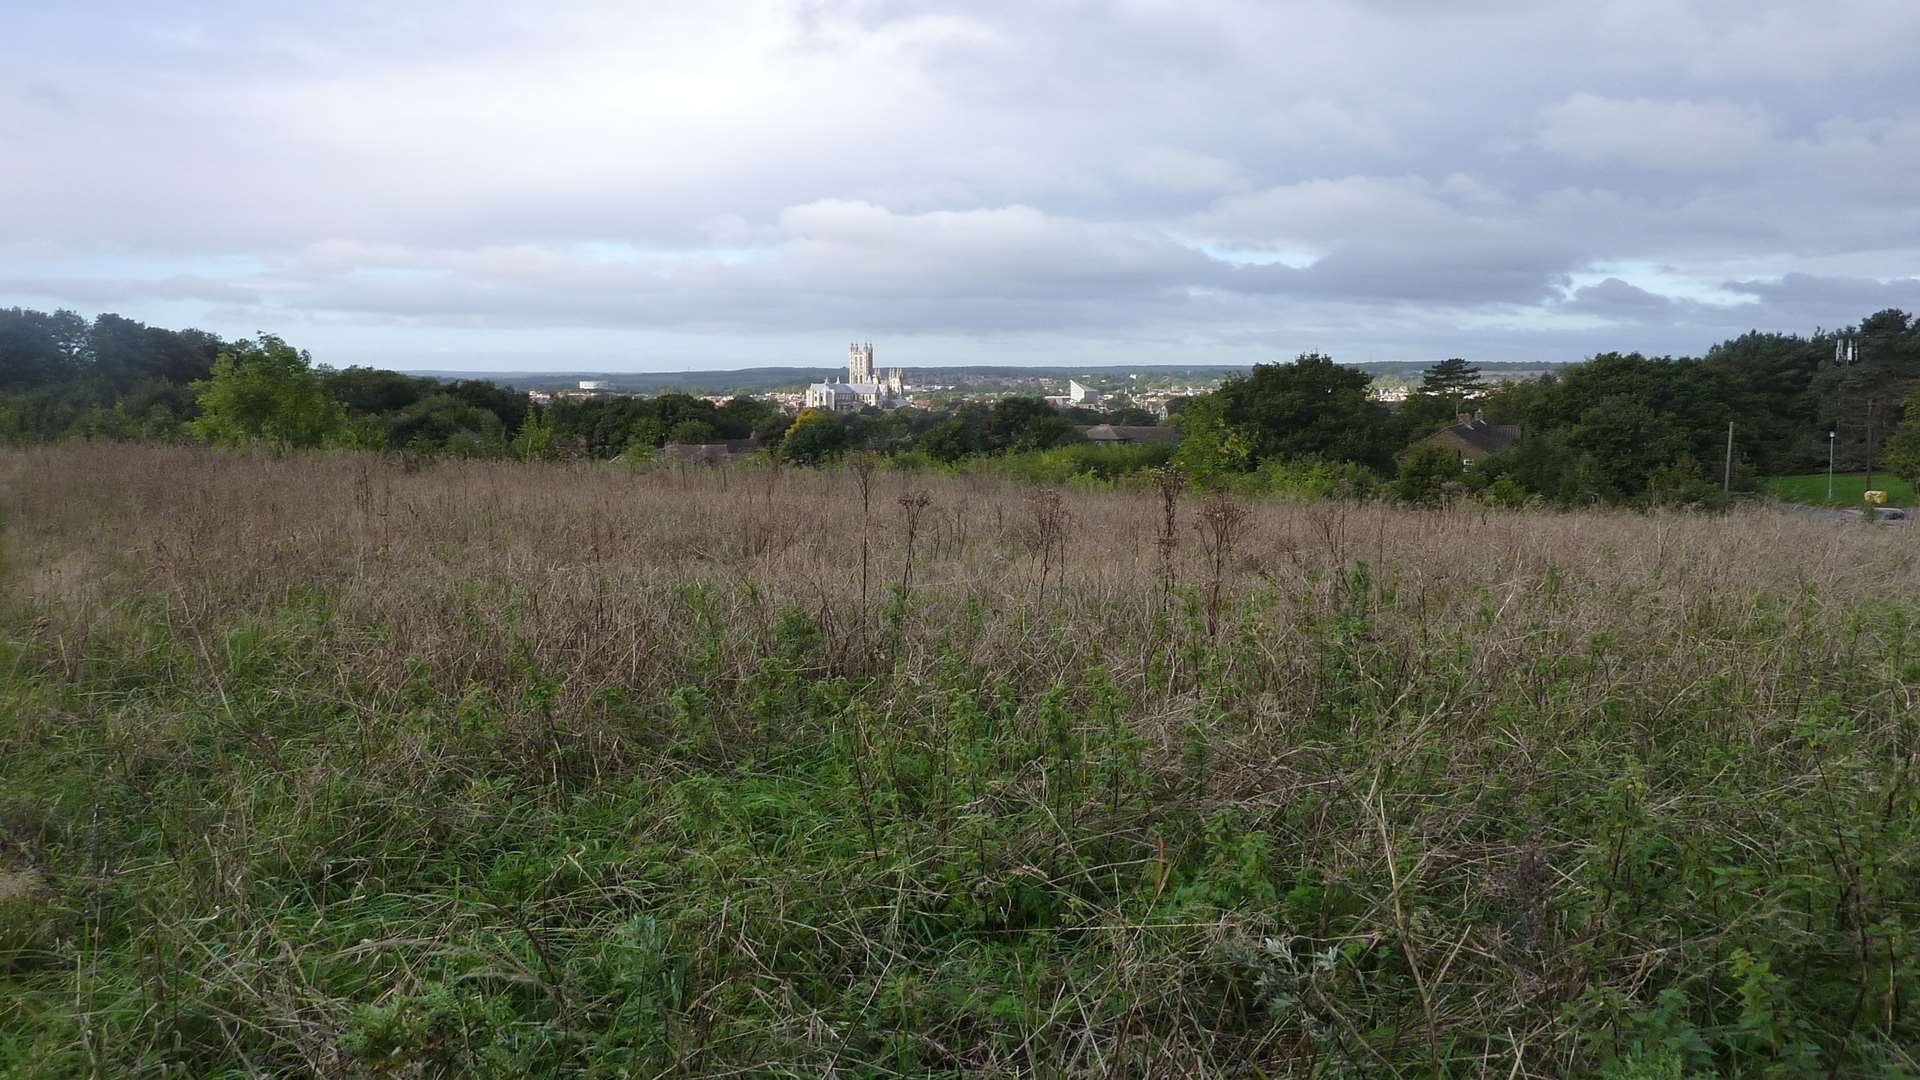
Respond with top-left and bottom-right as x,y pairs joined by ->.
803,342 -> 907,413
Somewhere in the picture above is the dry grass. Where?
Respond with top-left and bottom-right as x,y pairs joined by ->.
1,443 -> 1917,1077
12,445 -> 1915,714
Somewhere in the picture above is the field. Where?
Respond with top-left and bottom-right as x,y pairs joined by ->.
1763,471 -> 1915,508
2,444 -> 1918,1077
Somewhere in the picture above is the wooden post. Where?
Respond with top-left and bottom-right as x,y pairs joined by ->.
1865,398 -> 1876,494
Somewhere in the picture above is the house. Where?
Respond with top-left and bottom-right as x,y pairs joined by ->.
1083,424 -> 1180,445
657,434 -> 762,464
1422,413 -> 1519,463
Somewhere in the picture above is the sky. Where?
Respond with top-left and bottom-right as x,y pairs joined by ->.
2,0 -> 1918,373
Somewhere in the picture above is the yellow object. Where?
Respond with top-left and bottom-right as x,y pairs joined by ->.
1864,490 -> 1888,506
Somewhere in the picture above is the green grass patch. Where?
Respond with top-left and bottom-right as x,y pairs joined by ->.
1762,470 -> 1914,507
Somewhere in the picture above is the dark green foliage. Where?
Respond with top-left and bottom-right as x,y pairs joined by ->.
666,418 -> 717,445
1477,472 -> 1534,509
1397,389 -> 1469,438
84,312 -> 222,390
9,304 -> 1920,501
918,414 -> 985,462
0,308 -> 538,455
324,365 -> 438,415
383,393 -> 508,454
549,392 -> 775,458
0,309 -> 221,441
443,378 -> 532,434
987,396 -> 1083,453
1806,310 -> 1920,474
1182,353 -> 1404,478
1419,356 -> 1488,398
778,409 -> 847,464
1881,380 -> 1920,486
188,334 -> 346,449
1486,353 -> 1752,503
1394,441 -> 1464,504
1399,357 -> 1491,439
0,308 -> 89,390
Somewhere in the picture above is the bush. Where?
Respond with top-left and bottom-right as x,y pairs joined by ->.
1646,459 -> 1727,510
778,409 -> 847,464
1477,472 -> 1535,509
1394,443 -> 1465,505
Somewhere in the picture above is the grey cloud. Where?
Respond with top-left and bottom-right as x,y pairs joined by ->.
0,274 -> 261,306
1537,95 -> 1776,171
1124,148 -> 1251,194
3,0 -> 1920,369
242,201 -> 1224,334
1564,278 -> 1681,313
1722,273 -> 1920,323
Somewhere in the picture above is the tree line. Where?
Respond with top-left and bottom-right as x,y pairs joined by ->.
0,308 -> 1167,466
5,304 -> 1920,506
1172,309 -> 1920,506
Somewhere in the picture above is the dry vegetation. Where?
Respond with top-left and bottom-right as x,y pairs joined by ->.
2,443 -> 1918,1077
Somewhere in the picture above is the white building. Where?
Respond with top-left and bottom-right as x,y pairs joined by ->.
578,380 -> 610,391
1069,380 -> 1102,406
804,342 -> 907,413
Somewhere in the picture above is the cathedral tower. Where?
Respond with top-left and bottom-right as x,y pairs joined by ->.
848,341 -> 875,384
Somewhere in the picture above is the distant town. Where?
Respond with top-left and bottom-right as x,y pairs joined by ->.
501,346 -> 1564,421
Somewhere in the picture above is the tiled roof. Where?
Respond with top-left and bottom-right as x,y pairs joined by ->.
1083,424 -> 1180,444
1434,418 -> 1520,454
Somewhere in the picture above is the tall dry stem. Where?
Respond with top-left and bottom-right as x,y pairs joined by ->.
1151,464 -> 1185,611
1027,488 -> 1070,607
897,487 -> 932,600
1195,491 -> 1250,639
850,453 -> 878,665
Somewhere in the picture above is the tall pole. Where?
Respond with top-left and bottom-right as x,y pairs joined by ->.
1723,421 -> 1733,493
1828,430 -> 1835,501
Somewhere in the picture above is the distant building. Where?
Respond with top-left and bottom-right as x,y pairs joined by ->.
1069,380 -> 1102,406
804,342 -> 907,413
1422,413 -> 1519,463
1084,424 -> 1179,445
657,434 -> 764,464
578,380 -> 611,391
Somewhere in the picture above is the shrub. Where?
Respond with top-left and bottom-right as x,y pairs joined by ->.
1394,442 -> 1465,505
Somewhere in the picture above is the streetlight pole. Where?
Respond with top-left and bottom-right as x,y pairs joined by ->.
1828,430 -> 1836,502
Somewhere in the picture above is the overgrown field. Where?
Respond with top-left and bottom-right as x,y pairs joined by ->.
2,445 -> 1918,1077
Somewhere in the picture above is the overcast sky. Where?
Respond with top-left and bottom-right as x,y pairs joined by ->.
3,1 -> 1918,372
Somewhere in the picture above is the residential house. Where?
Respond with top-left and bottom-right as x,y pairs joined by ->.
1422,413 -> 1519,463
1083,424 -> 1180,445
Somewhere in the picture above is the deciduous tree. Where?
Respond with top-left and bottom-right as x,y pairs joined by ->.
187,335 -> 344,449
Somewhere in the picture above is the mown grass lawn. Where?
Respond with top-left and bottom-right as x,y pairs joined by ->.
1763,470 -> 1914,507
